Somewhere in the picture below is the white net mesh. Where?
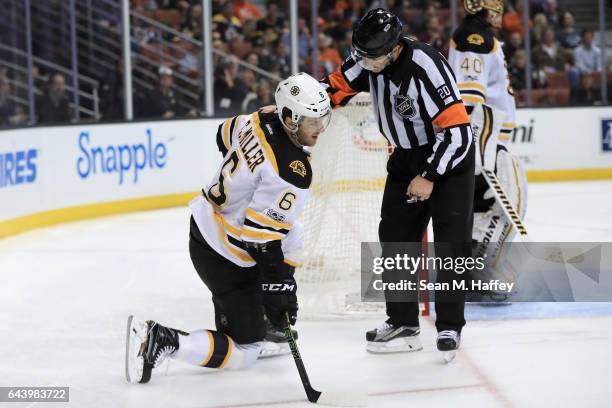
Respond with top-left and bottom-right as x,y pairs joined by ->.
296,93 -> 391,319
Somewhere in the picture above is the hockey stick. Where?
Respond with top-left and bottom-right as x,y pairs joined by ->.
283,315 -> 367,407
482,168 -> 584,263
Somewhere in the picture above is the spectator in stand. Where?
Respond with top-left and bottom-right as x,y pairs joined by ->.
271,40 -> 291,77
342,0 -> 367,25
557,12 -> 581,50
255,1 -> 284,32
245,52 -> 260,72
244,78 -> 273,113
177,39 -> 199,75
410,4 -> 437,38
213,2 -> 242,42
338,30 -> 354,60
574,28 -> 602,76
531,13 -> 549,45
317,33 -> 343,75
100,59 -> 125,120
503,1 -> 529,37
181,4 -> 202,39
533,27 -> 573,73
571,72 -> 599,105
420,15 -> 447,55
0,75 -> 26,126
153,0 -> 191,10
503,31 -> 523,62
242,69 -> 256,93
139,66 -> 188,119
281,18 -> 312,61
214,57 -> 247,117
543,0 -> 561,31
36,73 -> 71,124
509,49 -> 547,91
232,0 -> 262,24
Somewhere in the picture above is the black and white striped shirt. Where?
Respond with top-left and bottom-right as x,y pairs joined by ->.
321,37 -> 473,181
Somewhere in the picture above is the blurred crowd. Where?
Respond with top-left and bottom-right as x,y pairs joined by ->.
0,0 -> 609,127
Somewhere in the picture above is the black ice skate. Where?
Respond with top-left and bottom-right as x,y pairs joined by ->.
258,319 -> 298,358
366,322 -> 422,354
437,330 -> 461,363
125,316 -> 180,383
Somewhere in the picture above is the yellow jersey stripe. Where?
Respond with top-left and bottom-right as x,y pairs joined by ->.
212,212 -> 253,262
284,258 -> 300,268
222,118 -> 232,151
481,105 -> 492,156
461,95 -> 485,104
252,112 -> 279,174
241,226 -> 284,241
491,38 -> 499,54
458,82 -> 486,92
200,331 -> 215,366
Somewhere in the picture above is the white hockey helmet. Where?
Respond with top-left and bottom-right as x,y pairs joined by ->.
275,72 -> 332,134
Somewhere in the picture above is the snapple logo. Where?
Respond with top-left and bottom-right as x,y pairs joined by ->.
76,129 -> 167,185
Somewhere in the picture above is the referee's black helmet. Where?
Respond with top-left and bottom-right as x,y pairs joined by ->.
352,8 -> 402,58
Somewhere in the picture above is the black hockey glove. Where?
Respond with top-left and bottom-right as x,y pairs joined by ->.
244,240 -> 299,327
261,274 -> 298,327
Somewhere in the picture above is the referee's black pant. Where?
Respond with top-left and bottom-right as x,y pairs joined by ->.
379,142 -> 475,333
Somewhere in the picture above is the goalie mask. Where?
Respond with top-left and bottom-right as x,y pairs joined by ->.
275,72 -> 332,146
464,0 -> 504,16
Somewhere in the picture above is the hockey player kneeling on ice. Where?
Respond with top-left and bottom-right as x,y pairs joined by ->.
448,0 -> 528,304
125,73 -> 332,383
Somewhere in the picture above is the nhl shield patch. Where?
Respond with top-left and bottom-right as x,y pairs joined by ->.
394,94 -> 417,119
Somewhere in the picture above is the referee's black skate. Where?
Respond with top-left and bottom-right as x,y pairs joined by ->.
437,330 -> 461,363
366,322 -> 422,353
125,316 -> 181,383
259,319 -> 298,358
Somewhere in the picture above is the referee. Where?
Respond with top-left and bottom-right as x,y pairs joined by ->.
320,8 -> 475,354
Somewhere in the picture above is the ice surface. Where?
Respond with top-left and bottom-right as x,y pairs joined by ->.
1,181 -> 611,407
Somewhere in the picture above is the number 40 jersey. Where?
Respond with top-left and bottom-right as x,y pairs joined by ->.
189,111 -> 311,267
448,17 -> 516,146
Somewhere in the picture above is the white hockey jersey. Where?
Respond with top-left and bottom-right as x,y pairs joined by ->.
189,111 -> 311,267
448,18 -> 516,145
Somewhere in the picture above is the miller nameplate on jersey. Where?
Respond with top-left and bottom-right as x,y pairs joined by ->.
238,125 -> 265,172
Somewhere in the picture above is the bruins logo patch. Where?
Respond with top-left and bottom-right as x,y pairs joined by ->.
289,160 -> 307,177
467,34 -> 485,46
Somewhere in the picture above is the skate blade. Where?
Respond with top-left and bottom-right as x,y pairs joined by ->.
366,336 -> 423,354
442,350 -> 457,363
125,315 -> 148,383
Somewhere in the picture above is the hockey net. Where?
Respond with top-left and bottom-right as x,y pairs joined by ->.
296,93 -> 429,319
